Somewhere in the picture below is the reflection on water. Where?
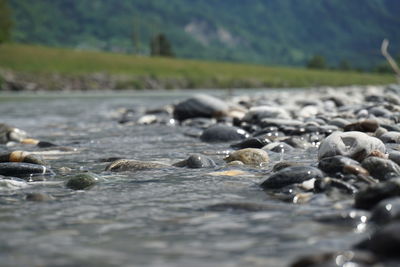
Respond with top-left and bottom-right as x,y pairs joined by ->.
0,91 -> 367,267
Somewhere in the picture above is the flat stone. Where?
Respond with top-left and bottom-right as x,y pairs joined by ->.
224,148 -> 269,166
260,166 -> 323,189
105,159 -> 169,172
200,124 -> 249,143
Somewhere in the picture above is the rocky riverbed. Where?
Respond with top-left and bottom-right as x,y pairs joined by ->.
1,86 -> 400,266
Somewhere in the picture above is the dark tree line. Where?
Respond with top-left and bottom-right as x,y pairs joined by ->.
0,0 -> 12,44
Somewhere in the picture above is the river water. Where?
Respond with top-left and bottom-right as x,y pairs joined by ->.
0,91 -> 368,267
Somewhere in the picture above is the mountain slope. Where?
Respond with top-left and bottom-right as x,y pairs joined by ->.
8,0 -> 400,69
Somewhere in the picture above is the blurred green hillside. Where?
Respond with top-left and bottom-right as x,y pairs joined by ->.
8,0 -> 400,69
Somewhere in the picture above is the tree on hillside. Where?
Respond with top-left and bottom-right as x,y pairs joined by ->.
338,59 -> 351,71
307,55 -> 327,69
0,0 -> 13,44
150,33 -> 174,57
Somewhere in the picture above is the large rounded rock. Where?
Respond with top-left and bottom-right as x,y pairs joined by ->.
317,131 -> 386,162
0,123 -> 27,144
200,124 -> 249,143
105,159 -> 169,172
260,166 -> 323,189
173,154 -> 216,168
361,157 -> 400,181
173,94 -> 228,121
354,178 -> 400,210
224,148 -> 269,166
371,197 -> 400,225
356,222 -> 400,258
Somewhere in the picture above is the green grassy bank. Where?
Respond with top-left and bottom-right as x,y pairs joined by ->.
0,44 -> 395,90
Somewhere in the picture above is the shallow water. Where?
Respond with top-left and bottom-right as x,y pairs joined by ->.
0,91 -> 368,267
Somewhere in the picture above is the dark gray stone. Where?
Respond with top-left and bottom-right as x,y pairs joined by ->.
173,154 -> 216,168
0,162 -> 51,178
105,159 -> 169,172
361,157 -> 400,181
173,94 -> 228,121
371,197 -> 400,225
66,173 -> 98,190
354,178 -> 400,210
260,166 -> 323,189
318,156 -> 361,174
200,124 -> 249,143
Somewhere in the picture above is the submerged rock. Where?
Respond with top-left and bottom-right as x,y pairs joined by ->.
260,166 -> 323,189
173,94 -> 228,121
105,159 -> 169,172
224,148 -> 269,166
317,131 -> 386,161
173,154 -> 216,168
200,124 -> 249,142
66,173 -> 98,190
26,192 -> 54,202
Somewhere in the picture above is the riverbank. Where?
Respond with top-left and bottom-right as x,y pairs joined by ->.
0,44 -> 395,91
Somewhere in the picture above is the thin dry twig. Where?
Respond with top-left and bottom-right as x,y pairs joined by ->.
381,39 -> 400,83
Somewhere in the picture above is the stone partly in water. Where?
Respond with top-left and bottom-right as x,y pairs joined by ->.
26,192 -> 54,202
224,148 -> 269,166
0,162 -> 51,178
0,123 -> 27,144
173,154 -> 216,168
105,159 -> 169,172
260,166 -> 323,190
354,178 -> 400,210
356,222 -> 400,258
370,197 -> 400,225
317,131 -> 386,162
230,137 -> 270,149
173,94 -> 229,121
200,124 -> 249,143
361,157 -> 400,181
0,151 -> 46,165
66,173 -> 98,190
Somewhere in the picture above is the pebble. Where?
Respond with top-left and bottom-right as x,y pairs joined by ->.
105,159 -> 169,172
343,119 -> 379,132
224,148 -> 269,166
0,162 -> 51,178
0,123 -> 27,144
379,131 -> 400,143
260,166 -> 323,190
0,151 -> 46,165
200,124 -> 249,142
230,137 -> 270,149
317,131 -> 386,161
318,155 -> 361,175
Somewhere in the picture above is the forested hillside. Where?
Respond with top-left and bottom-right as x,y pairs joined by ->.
7,0 -> 400,69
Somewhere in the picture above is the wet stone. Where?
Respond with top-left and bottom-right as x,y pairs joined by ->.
200,124 -> 249,143
0,123 -> 27,144
361,157 -> 400,181
66,173 -> 98,190
26,192 -> 54,202
263,142 -> 294,153
173,94 -> 228,121
318,156 -> 361,175
224,148 -> 269,166
0,151 -> 46,165
379,131 -> 400,143
272,161 -> 305,172
354,178 -> 400,210
317,131 -> 386,162
389,151 -> 400,166
291,251 -> 378,267
173,154 -> 216,168
314,177 -> 358,194
230,137 -> 270,149
356,222 -> 400,258
0,162 -> 51,178
343,119 -> 379,132
105,159 -> 169,172
260,166 -> 323,190
370,197 -> 400,225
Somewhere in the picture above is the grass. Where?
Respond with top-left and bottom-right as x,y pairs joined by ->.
0,43 -> 396,89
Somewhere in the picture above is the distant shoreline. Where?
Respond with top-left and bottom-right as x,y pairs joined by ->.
0,44 -> 396,91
